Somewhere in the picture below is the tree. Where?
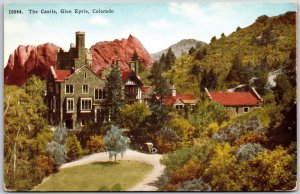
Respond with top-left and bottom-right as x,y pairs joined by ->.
226,54 -> 243,82
221,33 -> 226,38
188,47 -> 196,55
236,26 -> 241,32
117,102 -> 151,130
210,36 -> 217,43
65,133 -> 83,161
165,48 -> 176,70
274,73 -> 294,109
104,64 -> 124,122
104,125 -> 130,162
195,50 -> 204,60
255,24 -> 277,46
201,69 -> 218,89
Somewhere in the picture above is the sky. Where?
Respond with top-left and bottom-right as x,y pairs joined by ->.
4,2 -> 297,66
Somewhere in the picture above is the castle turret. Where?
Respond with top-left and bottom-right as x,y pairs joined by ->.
130,60 -> 139,76
74,31 -> 87,71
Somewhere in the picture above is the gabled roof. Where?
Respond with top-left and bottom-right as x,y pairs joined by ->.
163,94 -> 196,106
50,66 -> 72,82
206,88 -> 262,106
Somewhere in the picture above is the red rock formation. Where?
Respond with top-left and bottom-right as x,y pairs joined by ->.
4,43 -> 59,86
4,35 -> 153,86
90,34 -> 153,74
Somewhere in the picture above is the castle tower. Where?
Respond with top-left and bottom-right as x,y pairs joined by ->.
74,31 -> 87,71
130,60 -> 139,76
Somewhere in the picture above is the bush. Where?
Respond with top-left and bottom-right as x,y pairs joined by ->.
234,131 -> 268,146
236,143 -> 267,161
155,127 -> 180,153
177,178 -> 212,191
65,133 -> 83,161
34,155 -> 56,176
213,116 -> 265,144
169,158 -> 202,185
47,141 -> 66,165
86,135 -> 104,154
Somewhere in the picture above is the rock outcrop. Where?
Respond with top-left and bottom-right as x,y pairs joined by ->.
4,35 -> 153,86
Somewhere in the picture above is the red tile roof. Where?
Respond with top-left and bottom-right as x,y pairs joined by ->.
53,70 -> 72,82
163,94 -> 196,106
208,91 -> 261,106
122,71 -> 131,81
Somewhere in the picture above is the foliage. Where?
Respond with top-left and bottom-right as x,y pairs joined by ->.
103,64 -> 124,122
169,158 -> 202,185
235,143 -> 267,161
274,73 -> 294,109
177,178 -> 212,191
164,48 -> 176,70
154,127 -> 181,153
234,131 -> 268,146
4,76 -> 51,191
34,155 -> 57,176
86,135 -> 104,154
117,102 -> 151,130
210,36 -> 217,43
65,133 -> 83,161
104,125 -> 130,162
167,117 -> 196,146
213,116 -> 265,144
47,141 -> 66,166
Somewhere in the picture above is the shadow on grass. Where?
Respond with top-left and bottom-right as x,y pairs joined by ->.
91,161 -> 120,166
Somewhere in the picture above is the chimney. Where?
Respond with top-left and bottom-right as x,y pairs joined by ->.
130,60 -> 139,76
171,85 -> 176,97
76,31 -> 85,56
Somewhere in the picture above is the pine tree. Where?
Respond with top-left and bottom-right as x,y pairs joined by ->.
165,48 -> 176,70
104,64 -> 124,122
65,133 -> 82,161
189,47 -> 196,55
221,33 -> 226,38
210,36 -> 217,43
227,54 -> 243,82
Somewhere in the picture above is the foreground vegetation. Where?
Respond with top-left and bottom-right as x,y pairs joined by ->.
33,161 -> 153,191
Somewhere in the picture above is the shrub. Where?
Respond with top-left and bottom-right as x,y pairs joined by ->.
236,143 -> 267,161
34,155 -> 56,176
205,122 -> 219,137
213,116 -> 265,144
155,127 -> 180,153
47,141 -> 66,165
65,133 -> 83,161
177,178 -> 212,191
234,131 -> 268,146
169,158 -> 202,185
86,135 -> 104,154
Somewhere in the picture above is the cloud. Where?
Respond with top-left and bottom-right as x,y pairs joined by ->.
169,2 -> 204,18
88,16 -> 110,26
148,18 -> 172,30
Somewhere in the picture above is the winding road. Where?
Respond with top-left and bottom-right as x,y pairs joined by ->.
61,149 -> 165,191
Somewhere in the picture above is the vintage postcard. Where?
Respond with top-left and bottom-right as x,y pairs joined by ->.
3,2 -> 297,192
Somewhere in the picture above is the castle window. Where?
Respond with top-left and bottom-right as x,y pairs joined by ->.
81,119 -> 86,126
243,107 -> 249,113
95,89 -> 103,100
84,72 -> 87,79
65,85 -> 74,94
66,98 -> 74,113
81,98 -> 92,112
82,84 -> 88,94
190,104 -> 195,110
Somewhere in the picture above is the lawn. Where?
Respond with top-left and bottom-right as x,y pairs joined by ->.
33,160 -> 153,191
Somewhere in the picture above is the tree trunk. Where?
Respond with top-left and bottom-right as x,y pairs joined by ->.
13,129 -> 20,173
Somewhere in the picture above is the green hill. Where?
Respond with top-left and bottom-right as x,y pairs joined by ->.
165,11 -> 296,96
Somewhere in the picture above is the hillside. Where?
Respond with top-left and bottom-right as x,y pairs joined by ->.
166,11 -> 296,96
4,35 -> 152,86
151,39 -> 206,62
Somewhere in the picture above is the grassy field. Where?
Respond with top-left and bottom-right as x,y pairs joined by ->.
33,160 -> 153,191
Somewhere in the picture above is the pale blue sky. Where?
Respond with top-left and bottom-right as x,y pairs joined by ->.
4,2 -> 296,66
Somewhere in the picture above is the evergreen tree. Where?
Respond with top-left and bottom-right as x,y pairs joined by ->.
65,133 -> 82,161
132,50 -> 139,61
104,65 -> 124,122
195,50 -> 204,60
227,54 -> 243,82
221,33 -> 226,38
236,26 -> 241,32
189,47 -> 196,55
104,125 -> 130,162
210,36 -> 217,43
165,48 -> 176,70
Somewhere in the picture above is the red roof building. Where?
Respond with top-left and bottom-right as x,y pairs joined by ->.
205,87 -> 263,114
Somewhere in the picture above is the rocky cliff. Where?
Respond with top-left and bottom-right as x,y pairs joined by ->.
4,35 -> 153,86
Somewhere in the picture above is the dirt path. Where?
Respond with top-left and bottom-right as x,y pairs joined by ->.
61,149 -> 165,191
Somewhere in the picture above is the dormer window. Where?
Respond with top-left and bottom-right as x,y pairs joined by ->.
84,72 -> 87,79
